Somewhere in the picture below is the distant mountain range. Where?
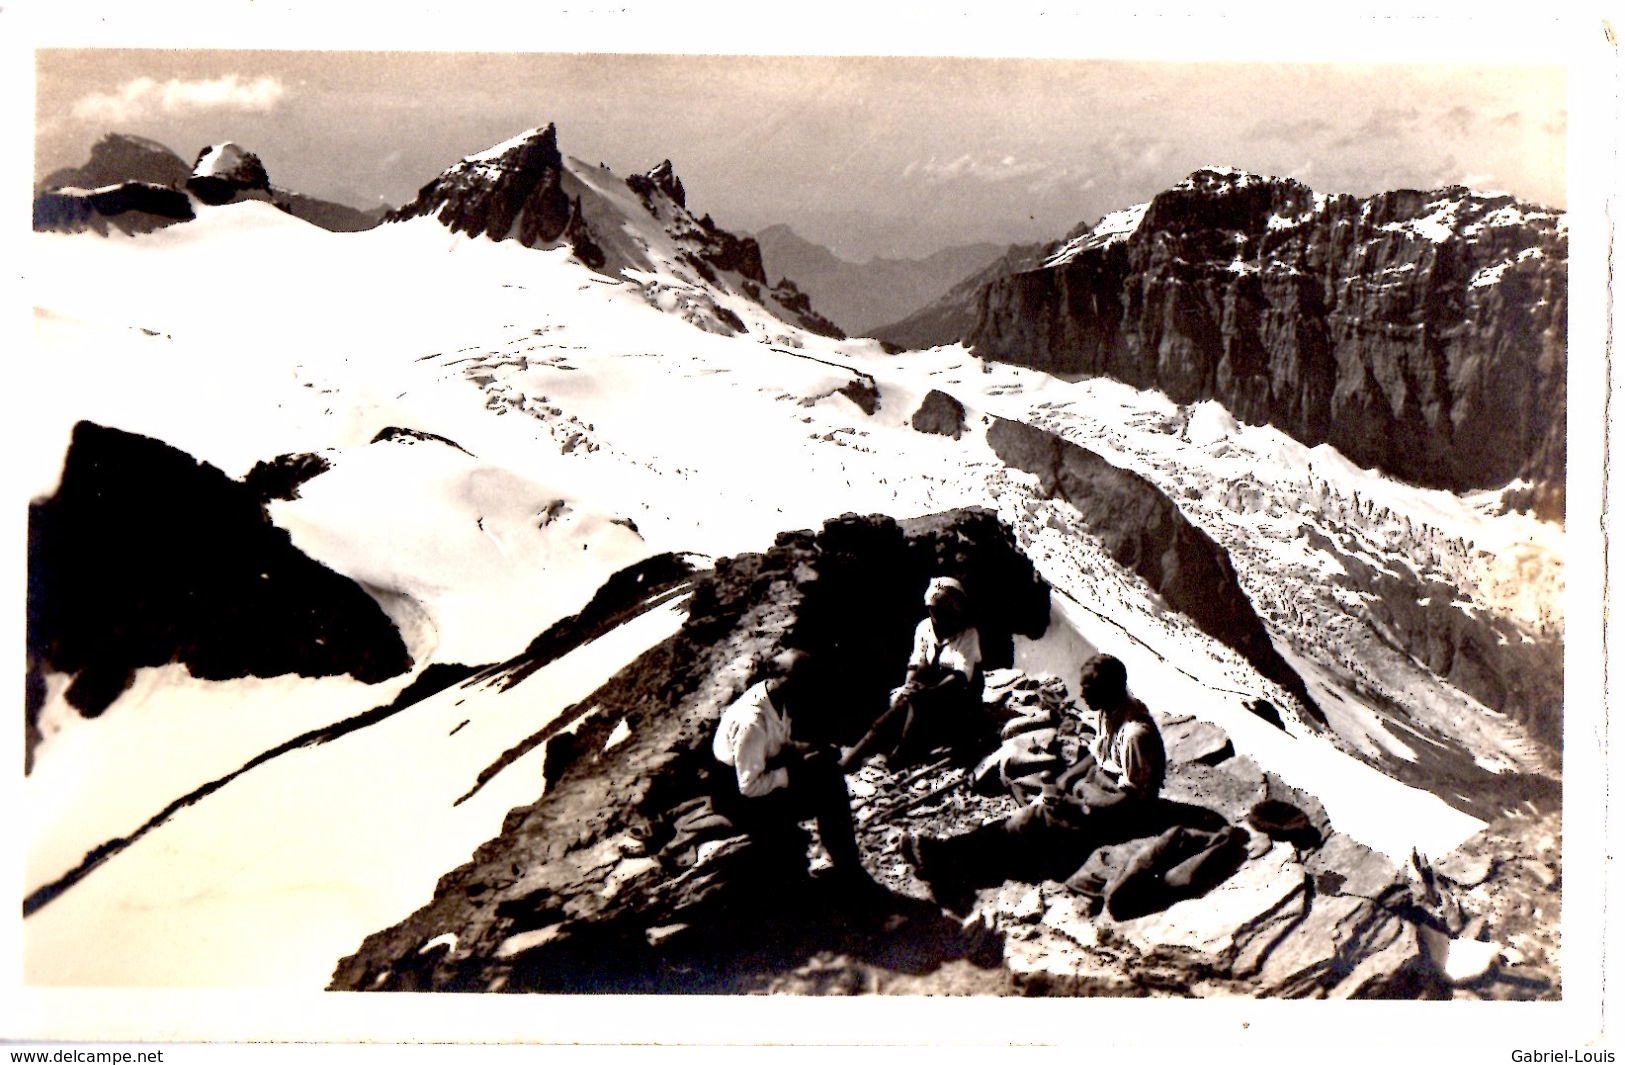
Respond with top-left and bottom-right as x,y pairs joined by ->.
753,224 -> 1003,337
35,133 -> 391,236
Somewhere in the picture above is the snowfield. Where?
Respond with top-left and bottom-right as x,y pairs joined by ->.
19,197 -> 1561,986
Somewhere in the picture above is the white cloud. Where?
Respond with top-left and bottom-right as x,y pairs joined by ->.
1458,173 -> 1504,194
72,75 -> 288,123
905,152 -> 1052,186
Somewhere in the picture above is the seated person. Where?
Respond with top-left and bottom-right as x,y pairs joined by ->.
840,576 -> 983,770
905,652 -> 1168,891
712,649 -> 878,892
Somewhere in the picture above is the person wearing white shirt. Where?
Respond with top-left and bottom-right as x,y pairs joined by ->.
712,649 -> 874,890
840,576 -> 983,770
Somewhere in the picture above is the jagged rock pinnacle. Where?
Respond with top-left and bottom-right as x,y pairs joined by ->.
646,160 -> 686,208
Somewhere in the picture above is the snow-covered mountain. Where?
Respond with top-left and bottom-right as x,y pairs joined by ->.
33,133 -> 390,236
388,124 -> 843,339
20,127 -> 1565,1004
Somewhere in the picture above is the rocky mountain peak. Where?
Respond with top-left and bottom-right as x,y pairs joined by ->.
40,132 -> 191,192
187,142 -> 272,205
462,123 -> 563,174
388,121 -> 573,247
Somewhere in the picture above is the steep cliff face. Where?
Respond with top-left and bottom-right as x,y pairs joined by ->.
967,170 -> 1566,519
388,128 -> 843,339
985,418 -> 1321,728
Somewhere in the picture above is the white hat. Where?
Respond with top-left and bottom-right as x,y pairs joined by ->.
924,576 -> 967,606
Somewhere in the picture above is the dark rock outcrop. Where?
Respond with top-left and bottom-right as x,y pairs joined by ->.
633,159 -> 686,209
27,422 -> 412,724
241,452 -> 333,502
966,170 -> 1567,519
986,416 -> 1322,725
766,278 -> 844,339
911,389 -> 967,439
32,181 -> 195,235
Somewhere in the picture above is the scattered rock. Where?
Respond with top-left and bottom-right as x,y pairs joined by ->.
911,389 -> 967,439
1159,714 -> 1235,766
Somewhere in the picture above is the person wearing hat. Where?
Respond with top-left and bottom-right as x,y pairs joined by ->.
712,648 -> 877,892
839,576 -> 983,771
904,652 -> 1168,897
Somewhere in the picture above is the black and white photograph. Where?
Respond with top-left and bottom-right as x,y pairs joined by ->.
5,3 -> 1616,1056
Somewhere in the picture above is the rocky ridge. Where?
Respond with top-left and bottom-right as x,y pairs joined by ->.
389,126 -> 843,340
328,510 -> 1556,998
964,169 -> 1566,520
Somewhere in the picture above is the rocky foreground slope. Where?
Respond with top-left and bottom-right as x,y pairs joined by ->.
329,509 -> 1557,997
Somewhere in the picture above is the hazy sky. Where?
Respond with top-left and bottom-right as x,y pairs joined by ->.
34,49 -> 1567,261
